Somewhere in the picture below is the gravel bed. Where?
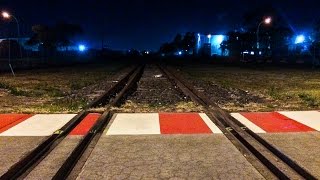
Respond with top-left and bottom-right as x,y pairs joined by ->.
171,67 -> 269,112
127,65 -> 190,105
119,65 -> 202,112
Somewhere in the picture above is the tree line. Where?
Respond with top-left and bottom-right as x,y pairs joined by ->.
0,22 -> 83,58
159,4 -> 320,61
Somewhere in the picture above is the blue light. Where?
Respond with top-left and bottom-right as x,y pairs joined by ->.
295,35 -> 305,44
78,44 -> 86,52
178,51 -> 182,55
215,35 -> 224,45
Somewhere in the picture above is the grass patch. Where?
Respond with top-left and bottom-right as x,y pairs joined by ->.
0,63 -> 127,113
298,93 -> 319,107
114,100 -> 204,113
0,82 -> 10,89
182,65 -> 320,111
0,81 -> 31,96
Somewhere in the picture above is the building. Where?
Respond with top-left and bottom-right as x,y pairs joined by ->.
196,33 -> 228,56
0,37 -> 38,51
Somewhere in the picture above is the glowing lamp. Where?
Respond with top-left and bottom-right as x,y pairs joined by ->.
2,11 -> 10,18
295,35 -> 305,44
264,17 -> 272,24
78,44 -> 86,52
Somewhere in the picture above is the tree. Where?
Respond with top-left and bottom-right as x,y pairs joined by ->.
182,32 -> 196,54
314,19 -> 320,42
269,27 -> 293,59
159,32 -> 197,56
310,20 -> 320,66
55,23 -> 83,51
159,43 -> 176,55
0,39 -> 24,58
26,23 -> 83,53
26,25 -> 57,52
223,31 -> 242,57
173,33 -> 183,49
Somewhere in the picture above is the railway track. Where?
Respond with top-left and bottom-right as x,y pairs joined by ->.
1,64 -> 316,179
0,65 -> 144,179
158,65 -> 316,179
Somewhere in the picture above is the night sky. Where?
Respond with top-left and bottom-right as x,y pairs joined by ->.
1,0 -> 319,50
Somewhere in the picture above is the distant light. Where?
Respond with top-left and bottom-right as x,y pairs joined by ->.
146,51 -> 149,54
2,11 -> 10,18
243,51 -> 249,54
78,44 -> 86,52
207,34 -> 212,39
250,51 -> 254,55
259,51 -> 262,55
215,35 -> 224,44
198,33 -> 200,37
264,17 -> 272,24
295,35 -> 305,44
178,51 -> 182,55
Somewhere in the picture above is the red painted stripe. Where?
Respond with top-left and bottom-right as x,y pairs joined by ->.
0,114 -> 33,133
159,113 -> 212,134
240,112 -> 316,133
69,113 -> 100,135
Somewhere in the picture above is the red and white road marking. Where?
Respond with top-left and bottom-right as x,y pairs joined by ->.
0,114 -> 77,136
0,114 -> 33,133
69,113 -> 101,135
278,111 -> 320,131
231,111 -> 320,133
106,113 -> 222,135
1,111 -> 319,136
231,113 -> 266,133
106,113 -> 160,135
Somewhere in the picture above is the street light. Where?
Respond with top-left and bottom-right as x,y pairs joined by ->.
2,11 -> 22,59
257,17 -> 272,50
207,34 -> 212,42
2,11 -> 22,76
2,12 -> 10,18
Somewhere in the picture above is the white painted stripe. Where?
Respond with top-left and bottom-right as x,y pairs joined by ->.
0,114 -> 76,136
278,111 -> 320,131
106,113 -> 160,135
230,113 -> 266,133
199,113 -> 222,133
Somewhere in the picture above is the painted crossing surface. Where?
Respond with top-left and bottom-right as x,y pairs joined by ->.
106,113 -> 222,135
231,111 -> 320,133
0,114 -> 100,136
69,113 -> 101,135
0,111 -> 319,136
0,114 -> 33,133
0,114 -> 77,136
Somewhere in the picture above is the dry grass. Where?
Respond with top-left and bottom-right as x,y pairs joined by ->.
183,65 -> 320,112
114,100 -> 204,113
0,63 -> 125,113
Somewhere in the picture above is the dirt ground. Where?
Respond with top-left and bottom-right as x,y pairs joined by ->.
179,64 -> 320,112
0,63 -> 127,113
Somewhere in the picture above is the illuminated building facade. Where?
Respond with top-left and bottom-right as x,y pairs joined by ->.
196,33 -> 228,56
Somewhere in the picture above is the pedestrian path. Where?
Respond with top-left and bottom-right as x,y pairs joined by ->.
106,113 -> 222,135
231,111 -> 320,133
0,113 -> 100,136
0,111 -> 319,136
